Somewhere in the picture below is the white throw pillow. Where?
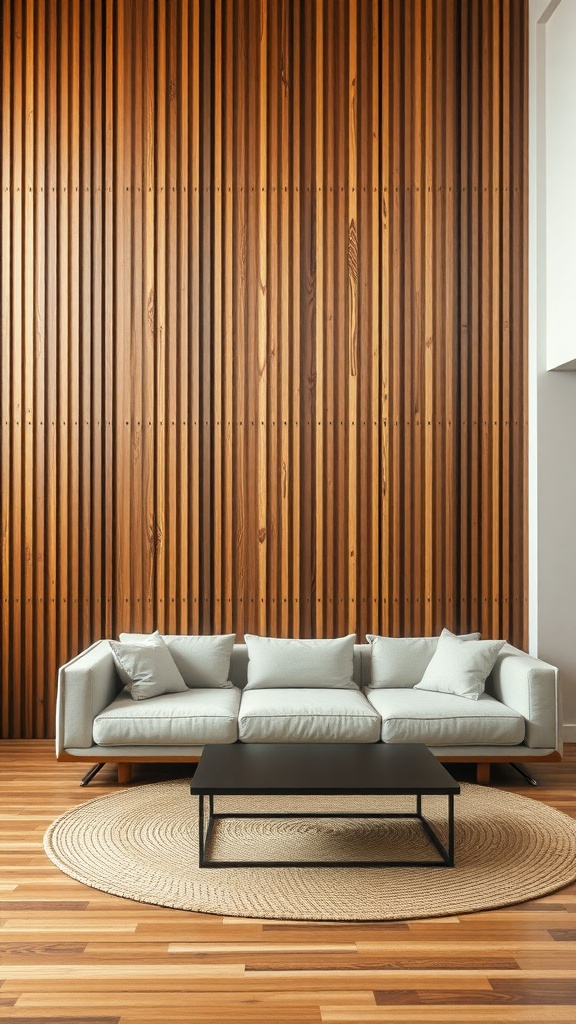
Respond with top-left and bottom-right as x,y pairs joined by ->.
109,632 -> 188,701
244,634 -> 358,690
120,632 -> 235,688
366,632 -> 480,688
414,628 -> 505,700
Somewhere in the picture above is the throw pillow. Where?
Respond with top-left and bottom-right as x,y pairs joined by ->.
109,632 -> 188,701
366,631 -> 481,688
414,628 -> 505,700
244,634 -> 358,690
119,632 -> 236,688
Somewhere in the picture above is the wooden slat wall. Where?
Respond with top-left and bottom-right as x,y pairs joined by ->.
0,0 -> 527,740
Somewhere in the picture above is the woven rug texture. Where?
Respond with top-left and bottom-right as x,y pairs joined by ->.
44,780 -> 576,921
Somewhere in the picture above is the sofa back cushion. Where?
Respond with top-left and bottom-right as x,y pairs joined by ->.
243,634 -> 358,690
228,644 -> 369,689
366,632 -> 481,688
109,633 -> 188,701
414,629 -> 505,700
119,632 -> 236,689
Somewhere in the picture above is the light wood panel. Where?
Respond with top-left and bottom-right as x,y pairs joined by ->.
1,742 -> 575,1022
0,0 -> 528,739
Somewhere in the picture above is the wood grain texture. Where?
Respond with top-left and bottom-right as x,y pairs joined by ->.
0,0 -> 528,739
0,742 -> 575,1022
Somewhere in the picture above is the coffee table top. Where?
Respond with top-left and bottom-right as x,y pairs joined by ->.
190,743 -> 460,797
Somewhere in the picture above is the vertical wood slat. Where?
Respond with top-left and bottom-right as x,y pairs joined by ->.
10,0 -> 23,739
0,0 -> 528,739
2,0 -> 15,736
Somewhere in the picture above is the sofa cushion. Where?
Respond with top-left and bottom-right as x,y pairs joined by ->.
415,629 -> 505,700
365,687 -> 525,746
244,634 -> 358,690
93,687 -> 241,746
366,631 -> 481,688
238,688 -> 381,743
109,633 -> 188,700
120,632 -> 235,689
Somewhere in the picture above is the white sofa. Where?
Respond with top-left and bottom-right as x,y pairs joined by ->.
55,633 -> 562,786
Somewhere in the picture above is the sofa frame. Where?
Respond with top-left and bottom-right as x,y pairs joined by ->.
56,640 -> 563,786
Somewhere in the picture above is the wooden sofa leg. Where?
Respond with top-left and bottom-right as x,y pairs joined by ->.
476,762 -> 490,784
117,763 -> 132,785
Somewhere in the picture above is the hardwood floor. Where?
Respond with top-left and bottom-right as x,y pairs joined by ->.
1,741 -> 575,1023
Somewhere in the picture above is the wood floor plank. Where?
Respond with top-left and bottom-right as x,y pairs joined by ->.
0,965 -> 247,980
487,978 -> 576,1004
371,981 -> 576,1006
0,741 -> 575,1021
320,1012 -> 576,1023
3,969 -> 576,996
167,943 -> 358,954
355,940 -> 576,953
14,991 -> 377,1009
515,951 -> 576,970
0,1018 -> 119,1024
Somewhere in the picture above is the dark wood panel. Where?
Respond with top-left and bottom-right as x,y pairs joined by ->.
0,0 -> 528,739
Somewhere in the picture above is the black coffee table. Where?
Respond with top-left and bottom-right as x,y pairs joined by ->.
190,743 -> 460,869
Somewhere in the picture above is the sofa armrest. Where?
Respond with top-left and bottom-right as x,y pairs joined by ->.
487,643 -> 562,752
56,640 -> 122,755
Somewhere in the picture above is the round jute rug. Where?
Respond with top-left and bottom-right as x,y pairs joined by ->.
44,780 -> 576,921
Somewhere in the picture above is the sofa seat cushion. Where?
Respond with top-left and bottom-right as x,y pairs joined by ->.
93,687 -> 241,746
238,688 -> 381,743
365,688 -> 525,746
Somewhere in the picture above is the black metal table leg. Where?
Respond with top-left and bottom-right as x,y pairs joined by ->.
448,793 -> 455,866
198,794 -> 205,867
199,793 -> 217,867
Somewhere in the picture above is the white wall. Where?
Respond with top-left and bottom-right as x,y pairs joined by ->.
530,0 -> 576,740
544,0 -> 576,369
